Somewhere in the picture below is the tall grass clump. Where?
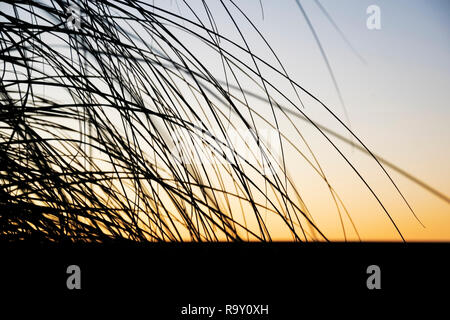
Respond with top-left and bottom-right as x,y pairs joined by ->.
1,0 -> 434,242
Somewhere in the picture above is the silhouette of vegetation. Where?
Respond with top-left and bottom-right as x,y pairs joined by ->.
1,0 -> 443,242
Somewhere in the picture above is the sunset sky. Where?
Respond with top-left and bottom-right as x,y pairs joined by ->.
177,0 -> 450,241
268,0 -> 450,241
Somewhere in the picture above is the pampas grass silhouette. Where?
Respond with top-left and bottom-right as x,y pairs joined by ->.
0,0 -> 440,242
